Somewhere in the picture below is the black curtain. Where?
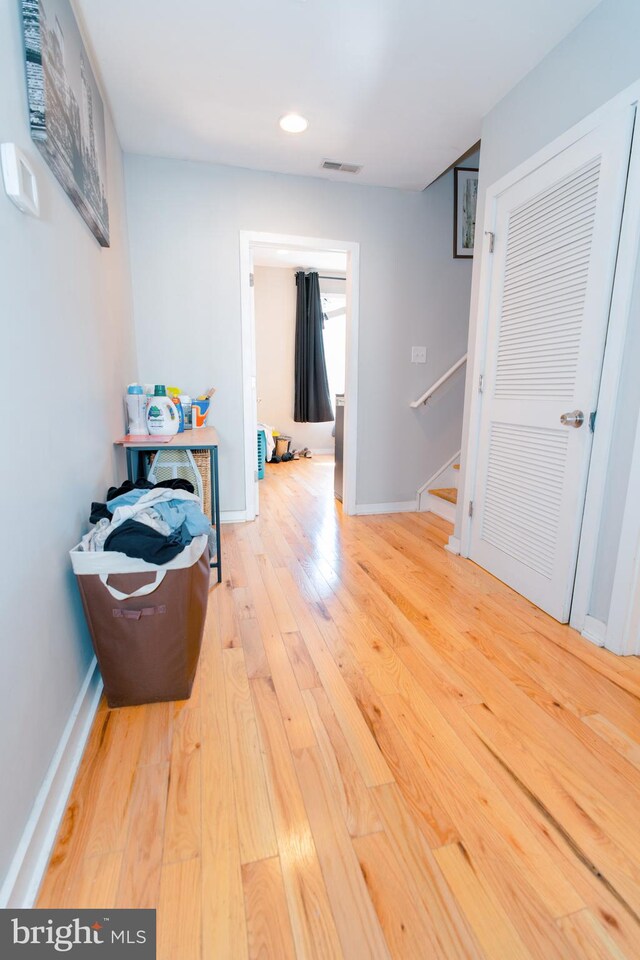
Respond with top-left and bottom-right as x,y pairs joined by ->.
294,271 -> 334,423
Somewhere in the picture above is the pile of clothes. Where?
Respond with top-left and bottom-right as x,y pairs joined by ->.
81,478 -> 212,565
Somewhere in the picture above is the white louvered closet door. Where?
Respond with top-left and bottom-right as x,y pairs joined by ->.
470,109 -> 634,621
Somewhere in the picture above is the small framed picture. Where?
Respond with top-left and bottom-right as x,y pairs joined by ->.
454,167 -> 478,258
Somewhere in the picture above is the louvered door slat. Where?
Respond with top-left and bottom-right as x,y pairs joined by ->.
507,158 -> 600,229
506,217 -> 596,263
500,295 -> 586,322
507,201 -> 598,256
500,319 -> 583,342
504,244 -> 595,289
495,174 -> 595,399
506,212 -> 597,266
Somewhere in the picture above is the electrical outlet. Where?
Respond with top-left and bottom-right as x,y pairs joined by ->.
411,346 -> 427,364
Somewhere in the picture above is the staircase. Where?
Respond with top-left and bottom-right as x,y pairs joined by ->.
411,356 -> 467,526
421,463 -> 460,523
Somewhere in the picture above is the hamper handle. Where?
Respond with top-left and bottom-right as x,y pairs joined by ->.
113,605 -> 167,620
99,570 -> 166,600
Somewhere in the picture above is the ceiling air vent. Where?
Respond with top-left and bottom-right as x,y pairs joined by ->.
321,159 -> 362,174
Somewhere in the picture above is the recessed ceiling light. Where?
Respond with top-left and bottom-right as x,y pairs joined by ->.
279,113 -> 308,134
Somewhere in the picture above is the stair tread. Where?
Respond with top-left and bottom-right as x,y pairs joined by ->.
429,487 -> 458,505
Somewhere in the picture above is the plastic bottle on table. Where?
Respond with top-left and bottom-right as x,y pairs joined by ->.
179,395 -> 193,429
125,384 -> 148,435
146,385 -> 180,435
167,386 -> 185,433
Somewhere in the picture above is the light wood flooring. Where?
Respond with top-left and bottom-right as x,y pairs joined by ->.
38,456 -> 640,959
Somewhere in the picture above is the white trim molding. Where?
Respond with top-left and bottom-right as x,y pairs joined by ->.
606,396 -> 640,655
353,500 -> 417,516
0,659 -> 103,908
239,231 -> 360,518
220,510 -> 250,524
239,234 -> 259,522
582,615 -> 607,647
571,102 -> 640,633
445,535 -> 461,556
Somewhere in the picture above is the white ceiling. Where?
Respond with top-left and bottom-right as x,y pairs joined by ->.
76,0 -> 601,191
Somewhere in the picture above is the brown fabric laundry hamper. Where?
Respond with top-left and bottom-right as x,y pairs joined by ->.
71,536 -> 210,707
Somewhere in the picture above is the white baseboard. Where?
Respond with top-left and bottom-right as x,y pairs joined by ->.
220,509 -> 249,523
0,659 -> 103,908
445,535 -> 461,555
582,615 -> 607,647
354,500 -> 417,516
309,448 -> 334,455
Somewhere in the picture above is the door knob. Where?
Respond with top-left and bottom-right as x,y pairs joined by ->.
560,409 -> 584,428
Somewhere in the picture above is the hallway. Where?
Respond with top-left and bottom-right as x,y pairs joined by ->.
38,457 -> 640,959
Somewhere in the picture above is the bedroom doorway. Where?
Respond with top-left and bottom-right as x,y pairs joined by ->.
239,232 -> 360,520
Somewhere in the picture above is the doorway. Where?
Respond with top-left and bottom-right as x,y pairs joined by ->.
461,105 -> 635,624
239,232 -> 360,520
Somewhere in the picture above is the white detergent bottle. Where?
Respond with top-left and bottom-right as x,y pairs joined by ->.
126,384 -> 148,435
146,385 -> 180,435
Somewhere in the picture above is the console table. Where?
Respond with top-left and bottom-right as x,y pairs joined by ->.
115,427 -> 222,582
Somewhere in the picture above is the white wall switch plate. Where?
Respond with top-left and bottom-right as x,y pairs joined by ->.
411,346 -> 427,363
1,143 -> 39,217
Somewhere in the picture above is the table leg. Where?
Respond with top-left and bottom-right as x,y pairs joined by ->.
211,447 -> 222,582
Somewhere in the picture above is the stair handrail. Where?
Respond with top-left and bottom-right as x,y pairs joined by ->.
410,354 -> 467,408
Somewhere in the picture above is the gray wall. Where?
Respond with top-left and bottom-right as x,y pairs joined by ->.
0,0 -> 137,888
124,154 -> 475,511
455,0 -> 640,596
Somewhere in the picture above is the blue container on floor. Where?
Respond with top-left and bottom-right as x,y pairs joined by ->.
257,429 -> 267,479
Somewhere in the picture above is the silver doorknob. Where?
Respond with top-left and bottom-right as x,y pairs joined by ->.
560,409 -> 584,428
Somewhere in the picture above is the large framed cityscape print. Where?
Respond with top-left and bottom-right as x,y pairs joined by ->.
21,0 -> 110,246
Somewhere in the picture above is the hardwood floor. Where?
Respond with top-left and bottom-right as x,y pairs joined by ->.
38,456 -> 640,959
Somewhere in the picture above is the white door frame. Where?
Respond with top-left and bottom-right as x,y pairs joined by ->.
571,106 -> 640,636
239,230 -> 360,520
458,80 -> 640,638
607,406 -> 640,655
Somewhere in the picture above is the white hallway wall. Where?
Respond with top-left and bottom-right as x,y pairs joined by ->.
455,0 -> 640,628
254,266 -> 337,454
125,155 -> 476,511
0,1 -> 137,895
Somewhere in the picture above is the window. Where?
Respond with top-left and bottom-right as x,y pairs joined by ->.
321,292 -> 346,412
